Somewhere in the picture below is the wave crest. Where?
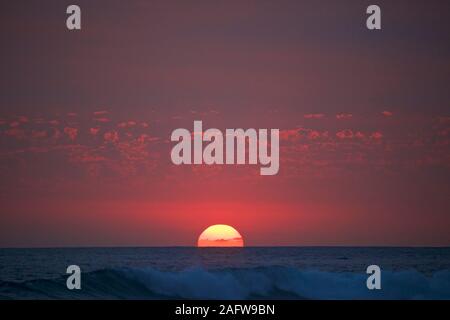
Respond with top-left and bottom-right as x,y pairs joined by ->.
1,266 -> 450,300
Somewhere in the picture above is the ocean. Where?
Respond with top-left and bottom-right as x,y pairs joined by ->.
1,247 -> 450,300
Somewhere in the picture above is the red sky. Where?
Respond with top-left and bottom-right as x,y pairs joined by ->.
0,0 -> 449,247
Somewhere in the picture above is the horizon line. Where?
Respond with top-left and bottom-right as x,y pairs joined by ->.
1,245 -> 450,250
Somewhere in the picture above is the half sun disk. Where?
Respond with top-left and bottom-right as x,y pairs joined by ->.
197,224 -> 244,247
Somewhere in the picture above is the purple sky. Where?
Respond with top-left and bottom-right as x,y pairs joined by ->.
0,0 -> 449,247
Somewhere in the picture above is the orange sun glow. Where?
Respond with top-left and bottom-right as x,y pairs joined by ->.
197,224 -> 244,247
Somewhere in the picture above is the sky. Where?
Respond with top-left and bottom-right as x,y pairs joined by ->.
0,0 -> 449,247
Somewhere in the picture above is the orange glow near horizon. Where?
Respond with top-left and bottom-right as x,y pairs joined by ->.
197,224 -> 244,247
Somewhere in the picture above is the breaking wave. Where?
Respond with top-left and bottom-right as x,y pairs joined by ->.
1,266 -> 450,300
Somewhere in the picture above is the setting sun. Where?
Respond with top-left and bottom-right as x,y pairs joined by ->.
197,224 -> 244,247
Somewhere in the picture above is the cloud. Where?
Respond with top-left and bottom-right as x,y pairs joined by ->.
18,116 -> 29,123
280,127 -> 329,142
5,128 -> 26,139
64,127 -> 78,140
336,113 -> 353,120
304,113 -> 325,119
355,131 -> 365,139
382,111 -> 393,117
90,127 -> 100,136
279,128 -> 301,142
95,118 -> 110,123
137,133 -> 158,143
104,130 -> 119,143
118,121 -> 137,128
336,129 -> 354,139
370,132 -> 383,139
93,110 -> 109,116
308,130 -> 327,140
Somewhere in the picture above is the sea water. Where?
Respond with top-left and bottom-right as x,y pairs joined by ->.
1,247 -> 449,299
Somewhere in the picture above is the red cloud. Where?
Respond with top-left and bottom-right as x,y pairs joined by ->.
370,132 -> 383,139
90,127 -> 100,135
104,130 -> 119,143
280,127 -> 328,142
304,113 -> 325,119
137,134 -> 158,143
336,113 -> 353,120
382,111 -> 393,117
64,127 -> 78,140
336,129 -> 354,139
118,121 -> 137,128
18,116 -> 29,123
308,130 -> 322,139
355,131 -> 365,139
5,128 -> 25,139
95,118 -> 110,123
93,110 -> 109,116
279,128 -> 301,142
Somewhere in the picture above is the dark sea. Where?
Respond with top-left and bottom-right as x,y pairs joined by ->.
1,247 -> 450,300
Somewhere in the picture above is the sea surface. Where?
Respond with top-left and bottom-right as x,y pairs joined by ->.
1,247 -> 450,299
